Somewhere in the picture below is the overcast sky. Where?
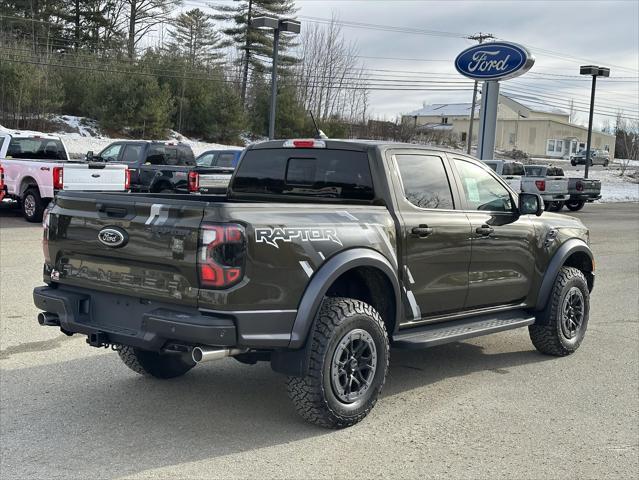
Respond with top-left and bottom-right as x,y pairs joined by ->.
189,0 -> 639,129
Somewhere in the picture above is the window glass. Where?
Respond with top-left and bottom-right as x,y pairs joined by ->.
177,147 -> 195,166
484,162 -> 498,172
525,166 -> 545,177
7,138 -> 66,160
547,139 -> 555,152
216,152 -> 237,168
121,145 -> 143,164
454,159 -> 513,212
556,140 -> 563,153
196,153 -> 215,167
547,167 -> 564,177
232,149 -> 374,201
100,144 -> 122,161
395,154 -> 454,209
502,162 -> 525,176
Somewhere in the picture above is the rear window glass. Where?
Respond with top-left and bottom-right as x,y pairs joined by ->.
547,167 -> 564,176
232,149 -> 374,201
484,162 -> 498,172
147,145 -> 195,166
503,162 -> 525,176
216,152 -> 237,168
525,166 -> 545,177
6,137 -> 66,160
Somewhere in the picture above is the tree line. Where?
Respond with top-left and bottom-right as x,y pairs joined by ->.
0,1 -> 370,143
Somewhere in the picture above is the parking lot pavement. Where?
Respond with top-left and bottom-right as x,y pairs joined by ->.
1,202 -> 637,479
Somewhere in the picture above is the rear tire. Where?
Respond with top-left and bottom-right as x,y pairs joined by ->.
565,199 -> 586,211
286,297 -> 389,429
22,188 -> 46,223
118,346 -> 195,379
529,267 -> 589,356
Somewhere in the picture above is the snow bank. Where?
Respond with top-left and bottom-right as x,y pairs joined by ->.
588,169 -> 639,203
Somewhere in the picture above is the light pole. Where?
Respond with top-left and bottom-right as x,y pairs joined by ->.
580,65 -> 610,178
251,16 -> 301,140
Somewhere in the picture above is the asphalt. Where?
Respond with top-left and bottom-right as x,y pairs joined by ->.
0,202 -> 637,479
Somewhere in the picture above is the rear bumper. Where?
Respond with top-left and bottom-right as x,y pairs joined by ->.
570,193 -> 601,202
34,285 -> 246,351
541,194 -> 569,202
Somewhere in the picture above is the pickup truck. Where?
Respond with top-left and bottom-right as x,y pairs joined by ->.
0,130 -> 129,222
550,167 -> 602,211
483,160 -> 525,192
523,165 -> 570,211
91,140 -> 198,194
193,149 -> 244,194
34,139 -> 595,428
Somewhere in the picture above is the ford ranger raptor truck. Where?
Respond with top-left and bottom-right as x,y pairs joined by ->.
34,139 -> 595,428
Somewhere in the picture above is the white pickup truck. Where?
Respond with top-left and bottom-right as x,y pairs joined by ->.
483,160 -> 525,192
523,165 -> 570,211
0,130 -> 129,221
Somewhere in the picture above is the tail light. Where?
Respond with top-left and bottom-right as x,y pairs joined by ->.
53,167 -> 63,190
198,224 -> 246,288
0,166 -> 4,199
42,203 -> 54,263
576,181 -> 584,192
188,171 -> 199,192
535,180 -> 546,191
124,169 -> 131,190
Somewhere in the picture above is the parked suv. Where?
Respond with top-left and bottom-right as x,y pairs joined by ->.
35,140 -> 594,428
571,149 -> 609,167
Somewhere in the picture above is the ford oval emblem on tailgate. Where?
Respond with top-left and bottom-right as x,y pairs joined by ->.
98,227 -> 128,248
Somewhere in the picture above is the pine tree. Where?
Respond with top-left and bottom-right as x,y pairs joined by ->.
211,0 -> 298,104
167,9 -> 224,67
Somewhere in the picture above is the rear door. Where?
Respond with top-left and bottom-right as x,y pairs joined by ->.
48,193 -> 206,306
449,156 -> 536,309
387,150 -> 471,322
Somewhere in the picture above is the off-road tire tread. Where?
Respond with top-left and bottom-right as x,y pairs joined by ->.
117,345 -> 195,379
286,297 -> 389,429
529,267 -> 588,356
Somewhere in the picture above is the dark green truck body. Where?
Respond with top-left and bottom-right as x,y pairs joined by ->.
34,140 -> 594,375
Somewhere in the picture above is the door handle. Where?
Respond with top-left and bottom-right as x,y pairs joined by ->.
475,225 -> 494,236
411,225 -> 433,237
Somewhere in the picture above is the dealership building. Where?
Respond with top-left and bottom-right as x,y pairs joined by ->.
403,94 -> 616,158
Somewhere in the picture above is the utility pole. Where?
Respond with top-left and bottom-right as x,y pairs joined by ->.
466,32 -> 494,155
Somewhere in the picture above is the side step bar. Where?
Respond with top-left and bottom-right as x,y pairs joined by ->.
393,310 -> 535,349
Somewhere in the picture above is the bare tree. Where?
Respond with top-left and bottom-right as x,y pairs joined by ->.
124,0 -> 180,58
295,15 -> 369,124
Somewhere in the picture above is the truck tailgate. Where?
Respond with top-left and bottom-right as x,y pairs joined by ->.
63,163 -> 128,191
46,193 -> 206,306
546,177 -> 569,194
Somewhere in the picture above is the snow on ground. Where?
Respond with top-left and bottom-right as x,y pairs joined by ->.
585,169 -> 639,203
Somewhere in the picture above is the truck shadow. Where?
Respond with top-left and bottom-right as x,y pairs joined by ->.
0,201 -> 34,228
1,338 -> 552,478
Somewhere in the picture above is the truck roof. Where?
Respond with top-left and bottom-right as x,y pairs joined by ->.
249,139 -> 470,156
0,127 -> 62,140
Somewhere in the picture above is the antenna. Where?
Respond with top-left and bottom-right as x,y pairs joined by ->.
309,110 -> 328,139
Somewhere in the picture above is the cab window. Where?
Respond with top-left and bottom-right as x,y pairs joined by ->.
454,159 -> 513,212
395,154 -> 455,210
197,153 -> 216,167
100,144 -> 122,161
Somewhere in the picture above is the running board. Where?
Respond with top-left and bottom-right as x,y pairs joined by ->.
393,310 -> 535,349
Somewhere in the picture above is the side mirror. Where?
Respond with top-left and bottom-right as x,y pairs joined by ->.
86,151 -> 94,161
519,193 -> 543,216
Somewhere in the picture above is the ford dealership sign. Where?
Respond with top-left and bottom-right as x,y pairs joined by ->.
455,41 -> 534,81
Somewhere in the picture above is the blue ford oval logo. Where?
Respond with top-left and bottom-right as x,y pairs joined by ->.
455,41 -> 534,81
98,227 -> 128,248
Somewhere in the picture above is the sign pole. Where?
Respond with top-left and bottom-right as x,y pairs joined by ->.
477,81 -> 500,160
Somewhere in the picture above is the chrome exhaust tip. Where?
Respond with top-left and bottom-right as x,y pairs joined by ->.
191,346 -> 247,364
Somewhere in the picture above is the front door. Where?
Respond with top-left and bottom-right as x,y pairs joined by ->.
450,157 -> 536,309
389,152 -> 472,322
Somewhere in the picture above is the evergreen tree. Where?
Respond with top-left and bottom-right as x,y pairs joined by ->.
211,0 -> 298,104
167,9 -> 224,67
